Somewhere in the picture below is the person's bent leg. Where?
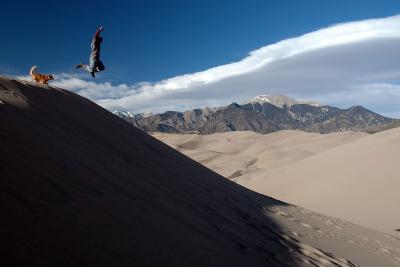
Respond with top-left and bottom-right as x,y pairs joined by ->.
76,62 -> 93,73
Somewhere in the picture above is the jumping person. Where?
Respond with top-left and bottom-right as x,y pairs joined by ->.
76,27 -> 105,78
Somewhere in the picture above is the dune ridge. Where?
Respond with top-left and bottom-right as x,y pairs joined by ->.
1,77 -> 400,266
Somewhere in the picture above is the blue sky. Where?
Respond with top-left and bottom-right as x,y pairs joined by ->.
1,1 -> 400,116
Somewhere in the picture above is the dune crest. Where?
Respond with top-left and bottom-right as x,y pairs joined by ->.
1,77 -> 400,266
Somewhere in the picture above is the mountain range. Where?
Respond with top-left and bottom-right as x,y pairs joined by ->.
115,95 -> 399,134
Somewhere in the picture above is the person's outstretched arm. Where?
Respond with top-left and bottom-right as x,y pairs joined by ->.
93,27 -> 104,42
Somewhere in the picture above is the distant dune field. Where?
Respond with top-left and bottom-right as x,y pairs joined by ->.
154,129 -> 400,236
154,130 -> 367,180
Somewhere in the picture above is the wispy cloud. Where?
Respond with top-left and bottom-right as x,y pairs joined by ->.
12,15 -> 400,117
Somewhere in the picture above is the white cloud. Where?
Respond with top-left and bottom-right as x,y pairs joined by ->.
318,83 -> 400,118
14,15 -> 400,117
52,75 -> 136,100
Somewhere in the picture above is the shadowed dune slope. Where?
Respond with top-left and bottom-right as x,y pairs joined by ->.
1,77 -> 400,267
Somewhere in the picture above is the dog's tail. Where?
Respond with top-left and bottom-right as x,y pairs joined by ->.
30,66 -> 38,76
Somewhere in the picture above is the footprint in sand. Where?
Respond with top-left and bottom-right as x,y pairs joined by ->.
292,231 -> 301,237
379,247 -> 391,254
300,222 -> 312,229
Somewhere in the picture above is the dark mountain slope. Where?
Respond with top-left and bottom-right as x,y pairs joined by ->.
121,100 -> 396,134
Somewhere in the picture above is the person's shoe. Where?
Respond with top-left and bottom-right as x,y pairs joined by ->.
75,62 -> 84,69
91,72 -> 95,78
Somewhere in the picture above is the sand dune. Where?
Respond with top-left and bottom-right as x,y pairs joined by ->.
154,130 -> 367,179
1,77 -> 400,266
155,129 -> 400,237
238,127 -> 400,236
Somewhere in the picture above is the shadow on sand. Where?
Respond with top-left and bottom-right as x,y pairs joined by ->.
0,78 -> 297,266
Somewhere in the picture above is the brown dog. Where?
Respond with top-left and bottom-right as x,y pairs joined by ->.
30,66 -> 54,85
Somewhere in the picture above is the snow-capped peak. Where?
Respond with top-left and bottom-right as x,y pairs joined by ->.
112,111 -> 134,118
247,95 -> 321,108
112,111 -> 154,118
